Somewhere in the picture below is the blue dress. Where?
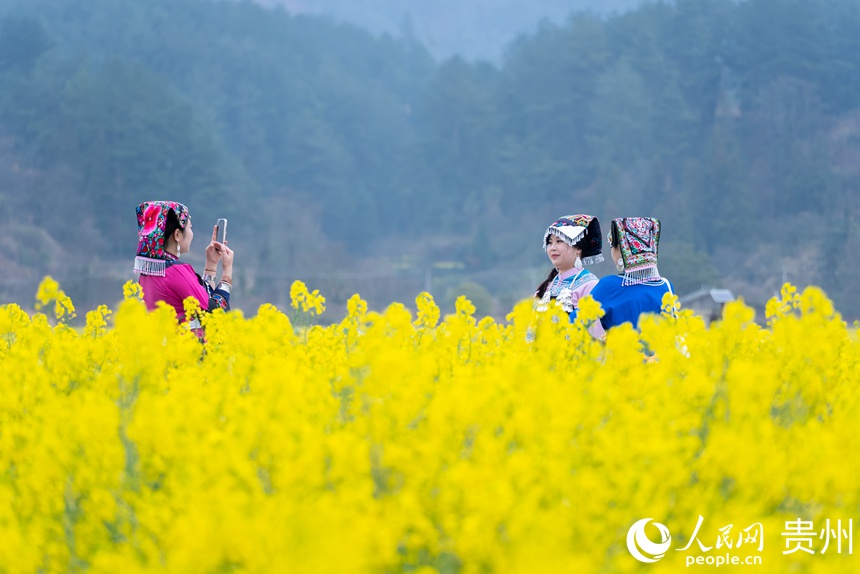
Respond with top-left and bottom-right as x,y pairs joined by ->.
573,274 -> 674,331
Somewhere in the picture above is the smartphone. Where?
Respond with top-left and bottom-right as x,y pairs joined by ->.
216,218 -> 228,244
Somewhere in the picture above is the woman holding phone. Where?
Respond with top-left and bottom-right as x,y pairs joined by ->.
133,200 -> 234,328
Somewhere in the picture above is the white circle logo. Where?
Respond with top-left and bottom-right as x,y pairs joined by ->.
627,518 -> 672,563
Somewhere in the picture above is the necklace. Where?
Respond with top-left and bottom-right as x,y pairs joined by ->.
550,269 -> 584,295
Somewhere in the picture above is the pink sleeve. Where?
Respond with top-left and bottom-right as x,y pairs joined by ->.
588,317 -> 606,339
571,279 -> 606,339
569,278 -> 597,310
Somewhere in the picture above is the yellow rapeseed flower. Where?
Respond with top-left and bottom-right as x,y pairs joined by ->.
0,278 -> 858,573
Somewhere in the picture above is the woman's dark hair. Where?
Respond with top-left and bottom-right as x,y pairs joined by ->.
164,208 -> 184,245
608,220 -> 619,248
535,267 -> 559,299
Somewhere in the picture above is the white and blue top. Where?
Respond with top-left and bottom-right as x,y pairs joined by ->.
535,267 -> 599,314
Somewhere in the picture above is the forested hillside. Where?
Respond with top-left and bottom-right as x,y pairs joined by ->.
0,0 -> 858,317
253,0 -> 644,61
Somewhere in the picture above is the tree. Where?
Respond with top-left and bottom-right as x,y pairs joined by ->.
0,16 -> 52,74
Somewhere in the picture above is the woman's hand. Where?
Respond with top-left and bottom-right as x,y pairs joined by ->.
220,242 -> 234,277
204,225 -> 222,271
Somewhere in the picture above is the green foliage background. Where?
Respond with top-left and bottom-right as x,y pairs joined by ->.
0,0 -> 858,317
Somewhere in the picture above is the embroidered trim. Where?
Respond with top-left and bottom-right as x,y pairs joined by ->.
534,269 -> 597,313
133,256 -> 167,277
571,269 -> 597,289
621,266 -> 662,286
544,226 -> 586,249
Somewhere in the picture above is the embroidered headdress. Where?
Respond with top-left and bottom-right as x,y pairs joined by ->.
133,201 -> 189,276
609,217 -> 662,286
543,214 -> 604,265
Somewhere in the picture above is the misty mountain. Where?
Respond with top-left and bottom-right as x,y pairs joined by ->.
1,0 -> 859,319
250,0 -> 645,62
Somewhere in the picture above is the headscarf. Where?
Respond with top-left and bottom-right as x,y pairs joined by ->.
609,217 -> 662,286
543,214 -> 604,265
133,201 -> 190,276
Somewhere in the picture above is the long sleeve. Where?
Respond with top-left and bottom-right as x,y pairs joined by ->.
568,277 -> 598,310
568,286 -> 606,339
202,279 -> 231,312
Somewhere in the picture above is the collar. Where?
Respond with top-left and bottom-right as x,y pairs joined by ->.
557,267 -> 581,281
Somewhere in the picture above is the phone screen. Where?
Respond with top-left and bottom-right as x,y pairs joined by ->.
216,218 -> 228,243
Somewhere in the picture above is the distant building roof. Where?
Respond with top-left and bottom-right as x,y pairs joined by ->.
680,287 -> 736,305
709,289 -> 735,304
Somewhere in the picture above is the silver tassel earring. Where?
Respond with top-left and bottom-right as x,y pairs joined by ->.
176,243 -> 181,258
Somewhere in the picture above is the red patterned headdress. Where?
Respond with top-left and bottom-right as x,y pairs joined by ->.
133,201 -> 190,276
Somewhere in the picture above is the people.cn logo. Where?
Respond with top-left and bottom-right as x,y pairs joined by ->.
627,518 -> 672,563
